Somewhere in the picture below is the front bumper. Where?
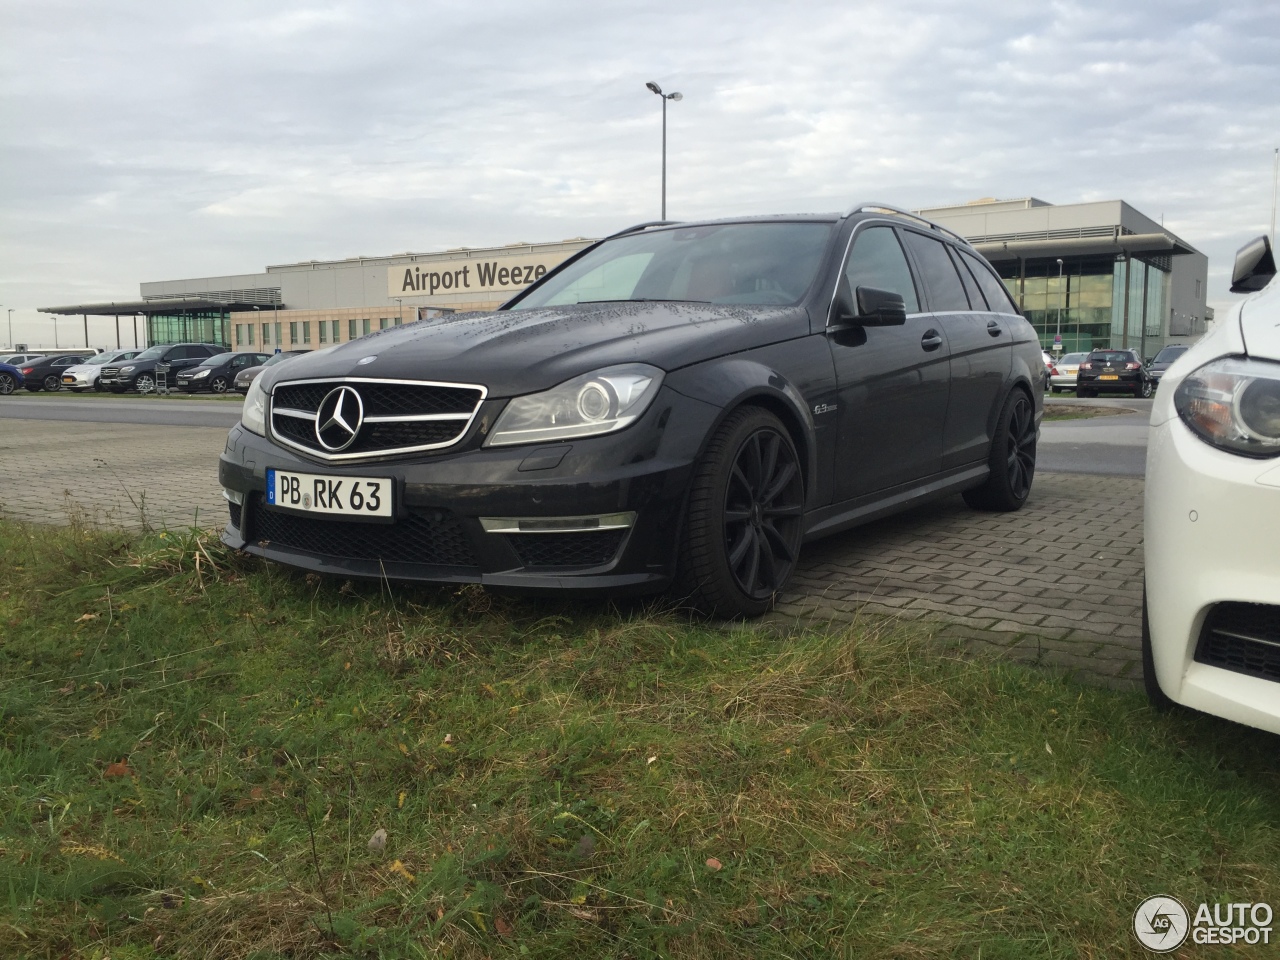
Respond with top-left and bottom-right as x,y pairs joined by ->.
1144,416 -> 1280,734
60,371 -> 95,388
218,387 -> 721,597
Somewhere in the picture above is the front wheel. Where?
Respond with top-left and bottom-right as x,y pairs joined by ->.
42,375 -> 61,392
677,407 -> 805,618
210,376 -> 229,393
0,372 -> 15,395
1136,379 -> 1152,399
134,374 -> 156,394
963,389 -> 1037,512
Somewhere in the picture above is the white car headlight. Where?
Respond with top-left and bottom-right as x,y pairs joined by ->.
192,368 -> 211,379
119,365 -> 136,373
241,374 -> 268,436
486,364 -> 664,447
1174,356 -> 1280,457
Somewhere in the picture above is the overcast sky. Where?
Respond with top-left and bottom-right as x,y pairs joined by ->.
1,0 -> 1278,348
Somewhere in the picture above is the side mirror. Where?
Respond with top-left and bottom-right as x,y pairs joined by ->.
1230,235 -> 1276,293
855,286 -> 907,326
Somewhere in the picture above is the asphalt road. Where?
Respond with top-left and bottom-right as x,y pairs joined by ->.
0,395 -> 242,428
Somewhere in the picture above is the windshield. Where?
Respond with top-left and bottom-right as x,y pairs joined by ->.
87,351 -> 127,366
1060,353 -> 1087,364
1088,351 -> 1135,363
132,346 -> 166,361
1153,345 -> 1188,363
263,352 -> 295,367
510,222 -> 834,310
200,353 -> 235,366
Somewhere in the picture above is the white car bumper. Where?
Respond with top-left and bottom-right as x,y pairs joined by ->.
1145,417 -> 1280,735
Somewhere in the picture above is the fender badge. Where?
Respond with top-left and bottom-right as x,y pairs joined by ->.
357,355 -> 378,366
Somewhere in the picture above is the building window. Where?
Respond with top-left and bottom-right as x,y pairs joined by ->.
1195,278 -> 1202,300
362,318 -> 371,336
235,324 -> 243,346
318,320 -> 327,343
247,324 -> 254,345
379,317 -> 388,330
303,321 -> 311,344
332,319 -> 340,342
290,321 -> 298,344
394,315 -> 402,326
348,318 -> 356,341
275,322 -> 282,346
262,323 -> 270,344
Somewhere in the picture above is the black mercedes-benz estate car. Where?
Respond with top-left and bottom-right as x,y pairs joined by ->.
220,204 -> 1044,617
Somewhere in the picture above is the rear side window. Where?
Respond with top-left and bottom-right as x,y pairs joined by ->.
842,226 -> 920,313
901,232 -> 969,312
960,250 -> 1019,315
947,246 -> 986,309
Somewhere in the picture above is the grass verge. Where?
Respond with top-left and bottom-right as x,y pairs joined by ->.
1,521 -> 1277,958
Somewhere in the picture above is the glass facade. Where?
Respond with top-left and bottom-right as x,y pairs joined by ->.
146,310 -> 230,347
996,256 -> 1169,355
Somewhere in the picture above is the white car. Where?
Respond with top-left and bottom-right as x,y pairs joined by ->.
60,349 -> 141,392
1144,235 -> 1280,735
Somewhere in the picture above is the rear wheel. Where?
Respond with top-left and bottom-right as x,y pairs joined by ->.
1078,386 -> 1094,398
677,407 -> 805,618
0,372 -> 15,395
1135,379 -> 1152,399
963,389 -> 1036,512
42,375 -> 61,392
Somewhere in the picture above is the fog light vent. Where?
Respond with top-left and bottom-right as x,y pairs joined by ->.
1194,602 -> 1280,683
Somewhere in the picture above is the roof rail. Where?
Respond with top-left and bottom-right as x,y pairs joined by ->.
606,220 -> 680,239
843,202 -> 969,246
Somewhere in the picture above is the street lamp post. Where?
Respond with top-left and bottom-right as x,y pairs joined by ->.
1054,258 -> 1064,353
394,298 -> 403,325
645,81 -> 682,220
6,309 -> 12,350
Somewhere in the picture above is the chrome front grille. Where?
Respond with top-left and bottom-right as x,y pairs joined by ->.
269,377 -> 486,461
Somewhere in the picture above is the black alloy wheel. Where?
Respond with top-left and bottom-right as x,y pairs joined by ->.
0,372 -> 15,395
42,374 -> 61,392
963,389 -> 1037,512
678,407 -> 805,618
1136,379 -> 1153,399
211,376 -> 229,393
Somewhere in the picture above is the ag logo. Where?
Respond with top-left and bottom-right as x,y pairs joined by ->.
1134,895 -> 1190,952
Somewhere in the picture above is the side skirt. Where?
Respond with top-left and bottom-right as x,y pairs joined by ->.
802,463 -> 989,543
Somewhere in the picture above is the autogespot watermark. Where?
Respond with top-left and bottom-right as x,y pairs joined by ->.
1133,895 -> 1274,951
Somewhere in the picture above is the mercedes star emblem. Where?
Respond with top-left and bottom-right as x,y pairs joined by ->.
315,385 -> 364,452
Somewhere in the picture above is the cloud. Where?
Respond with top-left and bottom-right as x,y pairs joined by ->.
0,0 -> 1277,344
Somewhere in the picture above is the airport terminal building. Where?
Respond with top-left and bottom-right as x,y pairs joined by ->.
41,197 -> 1207,359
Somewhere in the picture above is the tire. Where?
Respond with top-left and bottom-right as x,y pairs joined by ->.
963,389 -> 1037,512
0,372 -> 15,395
42,375 -> 61,392
134,374 -> 155,394
210,376 -> 229,394
94,380 -> 106,392
677,407 -> 805,618
1050,386 -> 1060,394
1142,589 -> 1176,712
1136,379 -> 1152,399
1078,386 -> 1094,398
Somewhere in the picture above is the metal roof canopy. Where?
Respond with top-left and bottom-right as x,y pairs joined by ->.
39,297 -> 271,315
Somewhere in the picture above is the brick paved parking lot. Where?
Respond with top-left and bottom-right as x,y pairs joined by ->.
0,416 -> 1144,688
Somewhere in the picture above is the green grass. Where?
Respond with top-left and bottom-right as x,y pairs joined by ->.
1,521 -> 1277,958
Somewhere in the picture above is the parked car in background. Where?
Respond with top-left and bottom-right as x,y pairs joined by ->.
60,349 -> 142,392
0,362 -> 25,395
18,354 -> 92,392
1144,234 -> 1280,735
175,351 -> 272,394
0,353 -> 43,366
233,350 -> 309,394
1147,343 -> 1190,388
99,343 -> 222,393
1041,351 -> 1056,392
221,204 -> 1045,617
1049,352 -> 1088,393
1076,348 -> 1152,398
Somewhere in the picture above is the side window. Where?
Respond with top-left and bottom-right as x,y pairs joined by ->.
961,250 -> 1020,315
948,246 -> 986,310
842,227 -> 920,313
901,231 -> 969,312
231,355 -> 248,368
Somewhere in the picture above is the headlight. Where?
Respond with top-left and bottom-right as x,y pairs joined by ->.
120,365 -> 136,373
241,374 -> 268,436
1174,356 -> 1280,458
192,368 -> 211,379
486,364 -> 664,447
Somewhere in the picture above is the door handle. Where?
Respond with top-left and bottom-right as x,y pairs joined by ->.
921,330 -> 943,351
986,319 -> 1002,337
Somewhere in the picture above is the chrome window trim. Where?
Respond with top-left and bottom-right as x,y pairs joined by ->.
267,376 -> 488,462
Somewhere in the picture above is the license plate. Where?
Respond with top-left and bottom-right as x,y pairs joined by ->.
267,468 -> 392,517
61,376 -> 75,383
1100,375 -> 1119,380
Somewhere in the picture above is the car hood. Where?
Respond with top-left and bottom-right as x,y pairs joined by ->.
259,301 -> 810,397
1240,279 -> 1280,362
